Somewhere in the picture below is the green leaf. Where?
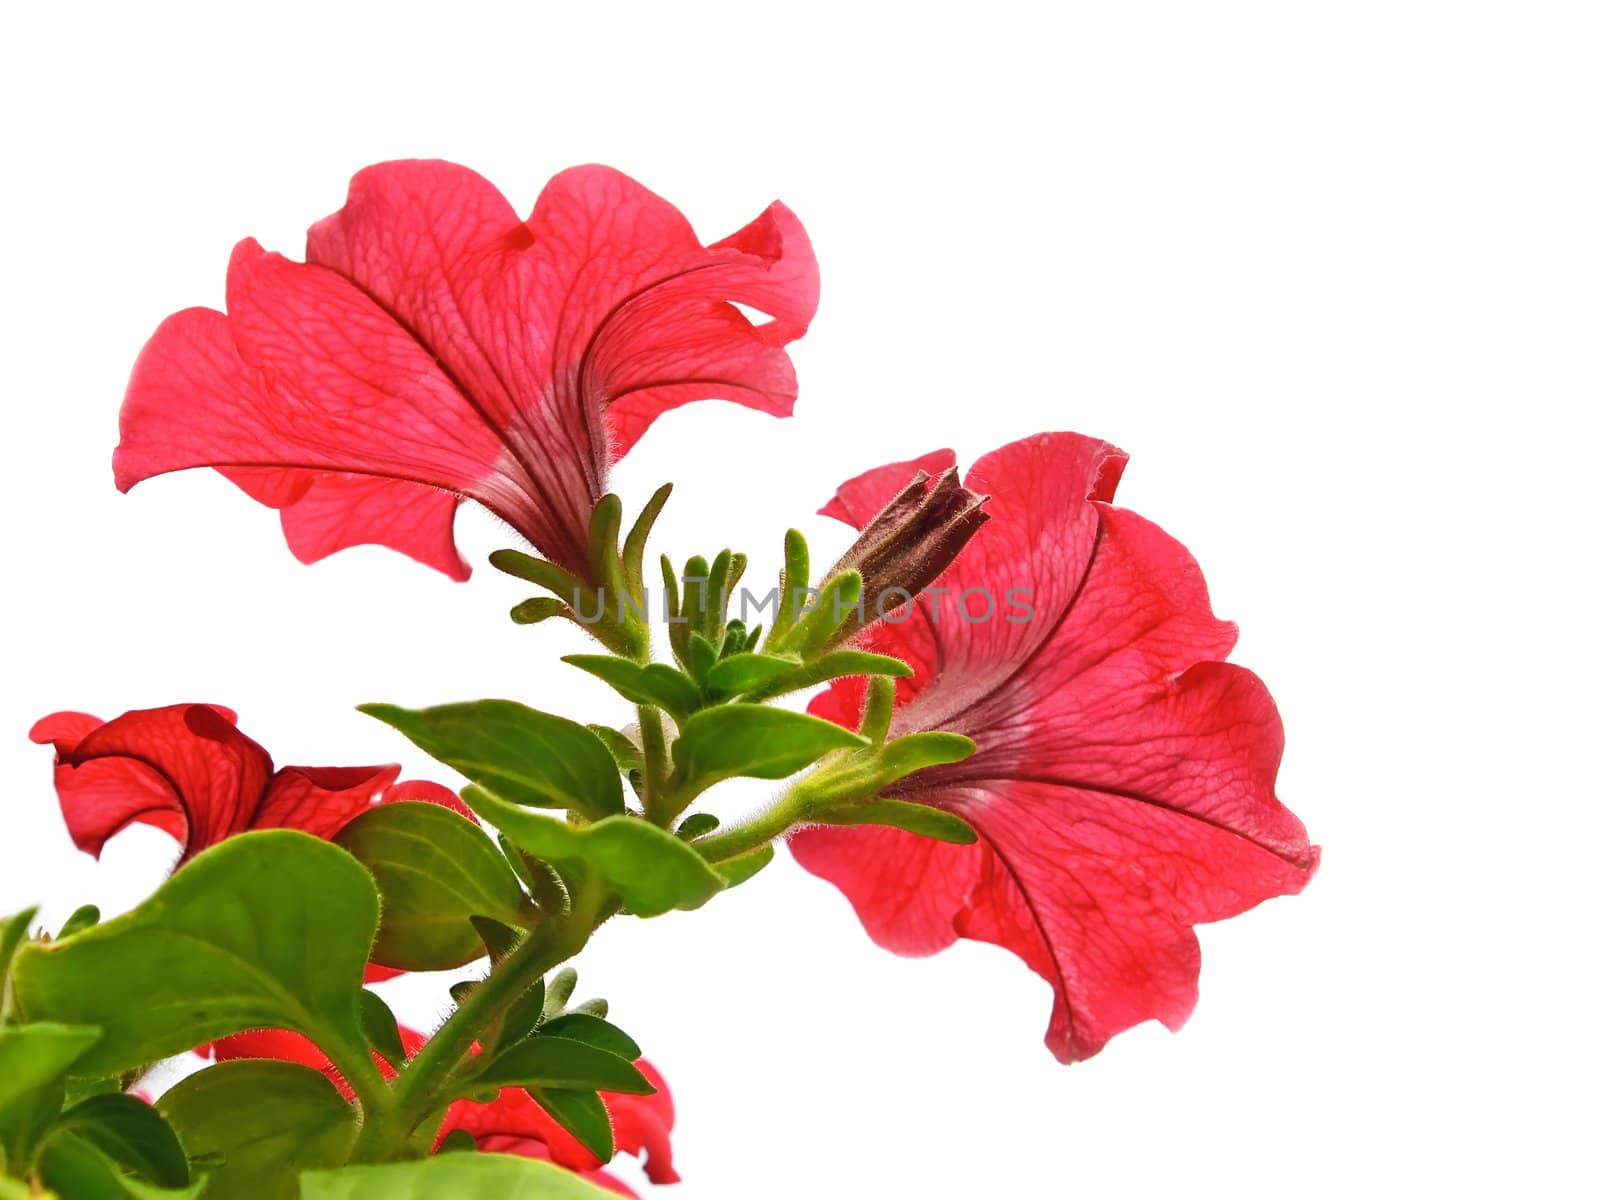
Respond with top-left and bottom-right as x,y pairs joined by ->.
34,1135 -> 202,1199
56,905 -> 100,939
479,1037 -> 651,1094
826,799 -> 978,844
541,968 -> 578,1019
563,656 -> 701,721
536,1014 -> 641,1061
703,652 -> 803,696
586,725 -> 643,774
670,705 -> 865,797
463,789 -> 725,918
621,483 -> 673,593
488,550 -> 585,605
714,844 -> 776,888
0,906 -> 39,1025
361,701 -> 623,819
334,801 -> 531,971
675,812 -> 720,841
300,1153 -> 618,1199
508,596 -> 568,625
159,1060 -> 359,1200
12,831 -> 376,1077
0,1024 -> 101,1165
527,1090 -> 613,1162
684,633 -> 719,683
357,991 -> 406,1070
49,1093 -> 190,1187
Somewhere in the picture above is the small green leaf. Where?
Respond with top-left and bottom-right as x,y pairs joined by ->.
569,998 -> 610,1019
537,1014 -> 641,1061
49,1093 -> 190,1187
527,1090 -> 613,1162
463,789 -> 725,918
159,1060 -> 360,1200
34,1134 -> 202,1199
825,799 -> 978,844
675,812 -> 720,841
358,991 -> 407,1070
714,844 -> 776,888
509,597 -> 568,625
859,675 -> 897,743
703,652 -> 804,696
563,656 -> 701,721
670,706 -> 866,797
361,701 -> 623,819
56,905 -> 100,939
541,968 -> 578,1019
0,1023 -> 101,1165
301,1152 -> 619,1198
0,906 -> 39,1025
488,550 -> 585,605
12,832 -> 376,1077
622,483 -> 673,592
684,633 -> 720,683
586,725 -> 643,774
334,801 -> 531,971
480,1037 -> 651,1094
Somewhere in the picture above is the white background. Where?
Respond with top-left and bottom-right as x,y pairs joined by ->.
3,3 -> 1596,1196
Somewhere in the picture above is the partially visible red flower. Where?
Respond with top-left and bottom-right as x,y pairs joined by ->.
115,160 -> 819,582
29,703 -> 464,864
791,432 -> 1320,1063
206,1028 -> 677,1196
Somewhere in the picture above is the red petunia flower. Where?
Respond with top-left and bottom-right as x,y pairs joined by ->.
791,432 -> 1320,1063
29,703 -> 464,864
205,1029 -> 677,1196
114,160 -> 819,582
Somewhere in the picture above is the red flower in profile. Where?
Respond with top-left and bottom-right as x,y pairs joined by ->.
30,703 -> 462,864
205,1029 -> 677,1197
792,432 -> 1320,1062
115,160 -> 819,582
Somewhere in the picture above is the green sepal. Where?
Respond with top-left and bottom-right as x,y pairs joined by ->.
361,701 -> 624,820
684,633 -> 720,683
669,705 -> 866,800
488,550 -> 585,605
334,801 -> 532,971
622,484 -> 673,597
158,1060 -> 360,1200
463,789 -> 725,917
859,675 -> 897,744
784,569 -> 863,656
358,991 -> 407,1071
11,832 -> 376,1079
541,968 -> 578,1019
509,597 -> 569,626
765,528 -> 811,644
478,1037 -> 652,1094
824,799 -> 978,844
300,1153 -> 620,1199
563,656 -> 701,721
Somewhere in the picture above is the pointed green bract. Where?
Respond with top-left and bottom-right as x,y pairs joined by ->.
334,801 -> 531,971
527,1089 -> 613,1162
301,1152 -> 618,1199
825,799 -> 978,844
462,788 -> 725,917
670,705 -> 866,797
361,701 -> 623,819
11,832 -> 376,1077
159,1061 -> 360,1200
714,844 -> 776,888
358,991 -> 407,1070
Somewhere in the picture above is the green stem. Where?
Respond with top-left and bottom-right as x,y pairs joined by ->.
637,704 -> 673,825
693,788 -> 813,863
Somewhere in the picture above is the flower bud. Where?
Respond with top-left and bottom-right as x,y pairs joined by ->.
826,467 -> 988,645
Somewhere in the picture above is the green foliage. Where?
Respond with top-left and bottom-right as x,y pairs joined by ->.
563,656 -> 701,721
524,1089 -> 614,1162
0,908 -> 38,1025
47,1095 -> 191,1189
0,1024 -> 102,1169
357,991 -> 407,1070
361,701 -> 623,820
477,1037 -> 652,1094
11,832 -> 376,1079
669,705 -> 865,800
334,802 -> 532,971
158,1061 -> 360,1200
300,1153 -> 618,1199
463,789 -> 724,917
714,845 -> 776,888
